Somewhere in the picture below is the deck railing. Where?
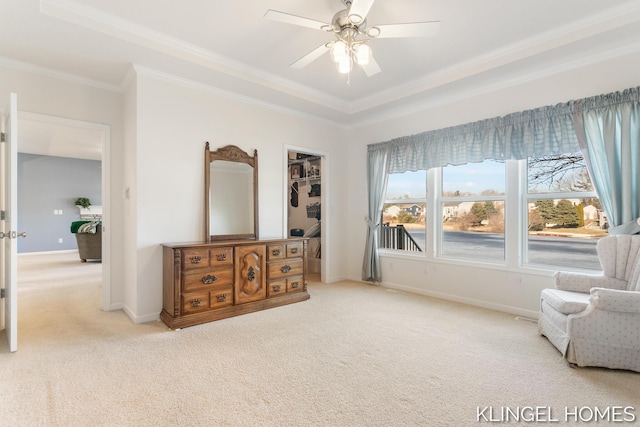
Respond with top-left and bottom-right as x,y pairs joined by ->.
380,223 -> 423,252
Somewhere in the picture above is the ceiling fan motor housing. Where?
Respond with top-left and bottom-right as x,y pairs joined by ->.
332,8 -> 366,35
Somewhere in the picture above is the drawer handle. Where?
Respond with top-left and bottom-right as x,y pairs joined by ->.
272,249 -> 281,256
201,274 -> 218,284
280,265 -> 292,273
291,281 -> 300,289
290,247 -> 299,254
190,298 -> 202,308
216,253 -> 227,262
272,285 -> 282,292
190,256 -> 202,264
216,294 -> 227,303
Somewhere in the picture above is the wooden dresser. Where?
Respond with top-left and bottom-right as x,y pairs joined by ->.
161,238 -> 309,329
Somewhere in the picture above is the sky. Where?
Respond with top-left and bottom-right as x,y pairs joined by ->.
386,160 -> 506,200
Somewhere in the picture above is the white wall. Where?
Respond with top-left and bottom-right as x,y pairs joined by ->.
345,50 -> 640,318
127,69 -> 348,321
6,45 -> 640,323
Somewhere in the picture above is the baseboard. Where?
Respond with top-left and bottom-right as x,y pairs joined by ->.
383,281 -> 540,319
322,275 -> 349,284
19,249 -> 77,256
107,302 -> 124,311
122,304 -> 160,324
346,274 -> 539,319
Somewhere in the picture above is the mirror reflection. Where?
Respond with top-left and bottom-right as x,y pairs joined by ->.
205,143 -> 258,242
209,160 -> 254,236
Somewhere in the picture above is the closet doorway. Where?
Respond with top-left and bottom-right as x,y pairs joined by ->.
286,148 -> 326,283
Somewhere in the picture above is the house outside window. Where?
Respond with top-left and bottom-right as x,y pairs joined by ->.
380,153 -> 604,271
525,152 -> 605,269
382,170 -> 426,252
440,160 -> 506,262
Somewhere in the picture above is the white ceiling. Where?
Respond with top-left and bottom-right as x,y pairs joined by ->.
3,0 -> 640,135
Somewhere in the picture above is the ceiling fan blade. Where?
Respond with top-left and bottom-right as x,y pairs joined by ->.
361,58 -> 381,77
264,9 -> 329,31
290,44 -> 330,69
347,0 -> 375,25
375,21 -> 441,38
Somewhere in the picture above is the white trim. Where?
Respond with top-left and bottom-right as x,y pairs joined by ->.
133,65 -> 346,129
122,305 -> 159,324
39,0 -> 347,113
0,56 -> 122,93
349,39 -> 640,128
378,279 -> 540,320
350,1 -> 640,115
17,111 -> 113,312
18,249 -> 77,256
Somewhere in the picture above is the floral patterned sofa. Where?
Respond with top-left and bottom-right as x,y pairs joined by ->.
538,234 -> 640,372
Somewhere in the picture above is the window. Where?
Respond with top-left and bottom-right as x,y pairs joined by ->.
526,152 -> 605,269
440,160 -> 506,262
379,153 -> 604,271
381,170 -> 426,252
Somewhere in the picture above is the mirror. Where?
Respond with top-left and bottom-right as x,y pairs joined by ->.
205,143 -> 258,241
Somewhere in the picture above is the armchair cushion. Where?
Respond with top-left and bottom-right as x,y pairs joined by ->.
598,234 -> 640,280
553,271 -> 627,293
590,287 -> 640,313
541,288 -> 590,315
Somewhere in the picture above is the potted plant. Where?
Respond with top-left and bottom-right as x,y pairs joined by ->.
74,197 -> 91,209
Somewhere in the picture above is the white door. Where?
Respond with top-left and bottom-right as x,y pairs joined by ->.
1,93 -> 20,352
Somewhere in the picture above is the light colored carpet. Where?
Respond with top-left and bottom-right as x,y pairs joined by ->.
1,252 -> 638,426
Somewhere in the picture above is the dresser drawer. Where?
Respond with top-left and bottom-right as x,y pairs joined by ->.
287,276 -> 304,293
182,266 -> 233,293
210,247 -> 233,266
267,280 -> 287,298
181,248 -> 210,270
268,259 -> 303,280
286,242 -> 303,258
210,287 -> 233,309
267,244 -> 286,261
182,291 -> 210,314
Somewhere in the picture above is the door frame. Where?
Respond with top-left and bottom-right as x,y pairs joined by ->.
283,145 -> 329,283
18,112 -> 111,311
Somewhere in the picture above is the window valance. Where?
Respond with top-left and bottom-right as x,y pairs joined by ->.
368,89 -> 640,174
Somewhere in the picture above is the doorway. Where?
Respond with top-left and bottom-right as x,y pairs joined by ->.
16,112 -> 110,309
286,148 -> 326,283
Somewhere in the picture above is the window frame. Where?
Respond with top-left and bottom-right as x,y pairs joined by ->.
379,159 -> 603,273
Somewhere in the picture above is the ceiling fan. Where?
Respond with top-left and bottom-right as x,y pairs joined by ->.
264,0 -> 441,77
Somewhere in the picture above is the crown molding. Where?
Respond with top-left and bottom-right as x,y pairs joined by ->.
39,0 -> 349,114
350,0 -> 640,114
349,38 -> 640,128
131,65 -> 348,129
37,0 -> 640,119
0,56 -> 122,93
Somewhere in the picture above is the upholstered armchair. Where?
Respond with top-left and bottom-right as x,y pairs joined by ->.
538,234 -> 640,372
71,221 -> 102,262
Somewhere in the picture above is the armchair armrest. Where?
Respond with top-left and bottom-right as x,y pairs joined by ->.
589,288 -> 640,313
553,272 -> 627,293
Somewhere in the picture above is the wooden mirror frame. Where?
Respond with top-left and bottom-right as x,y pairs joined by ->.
205,142 -> 259,242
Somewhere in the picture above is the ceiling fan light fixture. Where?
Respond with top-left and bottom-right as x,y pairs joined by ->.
366,26 -> 381,38
354,43 -> 372,65
348,13 -> 363,25
337,56 -> 353,74
330,40 -> 348,63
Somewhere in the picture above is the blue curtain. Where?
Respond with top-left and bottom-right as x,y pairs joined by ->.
573,88 -> 640,234
362,145 -> 390,282
364,85 -> 640,282
369,102 -> 579,173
